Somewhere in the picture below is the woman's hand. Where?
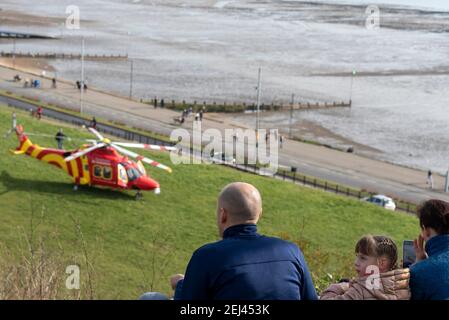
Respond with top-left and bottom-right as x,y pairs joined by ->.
413,234 -> 428,262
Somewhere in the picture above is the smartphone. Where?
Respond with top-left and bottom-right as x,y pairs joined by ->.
403,240 -> 416,268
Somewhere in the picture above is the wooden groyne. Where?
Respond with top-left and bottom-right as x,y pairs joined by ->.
279,101 -> 351,110
143,98 -> 351,114
0,51 -> 128,61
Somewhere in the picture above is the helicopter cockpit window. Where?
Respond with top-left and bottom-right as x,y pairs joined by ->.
118,165 -> 128,182
126,167 -> 141,181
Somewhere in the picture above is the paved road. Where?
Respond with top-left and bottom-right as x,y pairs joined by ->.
1,64 -> 448,205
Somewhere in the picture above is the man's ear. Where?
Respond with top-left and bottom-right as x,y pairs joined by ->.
220,208 -> 228,224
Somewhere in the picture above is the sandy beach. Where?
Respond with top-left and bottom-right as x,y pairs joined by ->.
0,9 -> 65,27
0,57 -> 55,75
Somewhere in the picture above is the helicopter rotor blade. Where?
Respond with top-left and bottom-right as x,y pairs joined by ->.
111,142 -> 177,152
88,127 -> 104,141
111,143 -> 172,173
64,142 -> 106,162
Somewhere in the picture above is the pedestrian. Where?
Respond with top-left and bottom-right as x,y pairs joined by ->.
265,131 -> 270,144
195,113 -> 199,121
90,117 -> 97,129
161,99 -> 165,108
55,128 -> 66,150
427,170 -> 434,190
76,81 -> 81,90
52,77 -> 57,89
154,98 -> 158,108
410,199 -> 449,299
199,110 -> 203,121
280,135 -> 284,149
36,106 -> 43,120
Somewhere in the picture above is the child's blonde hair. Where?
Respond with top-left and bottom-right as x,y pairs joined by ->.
355,235 -> 398,270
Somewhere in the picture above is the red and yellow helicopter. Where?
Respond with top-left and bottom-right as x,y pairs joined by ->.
11,124 -> 176,199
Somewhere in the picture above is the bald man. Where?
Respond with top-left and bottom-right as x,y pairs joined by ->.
173,182 -> 318,300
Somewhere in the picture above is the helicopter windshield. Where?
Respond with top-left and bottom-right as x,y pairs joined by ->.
126,167 -> 142,181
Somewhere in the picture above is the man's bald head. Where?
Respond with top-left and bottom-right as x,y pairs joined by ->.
218,182 -> 262,224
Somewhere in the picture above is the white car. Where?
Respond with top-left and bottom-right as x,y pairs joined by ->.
363,195 -> 396,211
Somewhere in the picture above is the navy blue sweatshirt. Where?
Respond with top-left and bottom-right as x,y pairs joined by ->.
410,234 -> 449,300
174,224 -> 318,300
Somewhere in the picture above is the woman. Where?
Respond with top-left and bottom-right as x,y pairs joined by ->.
411,199 -> 449,300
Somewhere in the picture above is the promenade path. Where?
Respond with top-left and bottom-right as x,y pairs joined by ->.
1,63 -> 447,205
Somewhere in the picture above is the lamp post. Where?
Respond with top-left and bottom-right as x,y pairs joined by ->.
350,70 -> 356,105
12,38 -> 16,70
129,59 -> 134,100
289,93 -> 294,139
445,168 -> 449,193
255,67 -> 262,152
80,37 -> 85,114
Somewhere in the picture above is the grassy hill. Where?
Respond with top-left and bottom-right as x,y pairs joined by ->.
0,105 -> 420,299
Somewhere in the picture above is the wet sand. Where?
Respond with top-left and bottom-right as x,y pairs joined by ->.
219,111 -> 382,156
0,57 -> 55,76
0,9 -> 65,27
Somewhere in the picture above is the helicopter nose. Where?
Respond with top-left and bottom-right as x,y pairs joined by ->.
134,176 -> 160,191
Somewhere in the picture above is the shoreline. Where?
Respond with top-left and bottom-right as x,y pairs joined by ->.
1,62 -> 448,205
0,54 -> 444,179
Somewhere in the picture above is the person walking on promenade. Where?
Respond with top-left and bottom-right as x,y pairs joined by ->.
427,170 -> 434,190
36,106 -> 43,120
90,117 -> 97,129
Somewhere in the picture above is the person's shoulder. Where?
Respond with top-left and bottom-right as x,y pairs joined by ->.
264,234 -> 299,246
191,239 -> 224,257
410,258 -> 435,281
262,235 -> 302,254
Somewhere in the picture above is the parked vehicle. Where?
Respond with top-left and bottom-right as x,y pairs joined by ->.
363,194 -> 396,211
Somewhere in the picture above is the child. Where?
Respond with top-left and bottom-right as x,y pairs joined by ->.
321,235 -> 410,300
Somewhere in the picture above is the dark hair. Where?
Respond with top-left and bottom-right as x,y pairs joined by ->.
417,199 -> 449,235
355,235 -> 398,270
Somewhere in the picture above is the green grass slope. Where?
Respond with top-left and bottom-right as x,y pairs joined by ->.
0,105 -> 419,299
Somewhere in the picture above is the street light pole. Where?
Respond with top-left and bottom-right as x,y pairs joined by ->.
80,37 -> 85,114
289,93 -> 294,139
129,59 -> 134,100
256,67 -> 262,151
350,70 -> 356,105
12,38 -> 16,70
